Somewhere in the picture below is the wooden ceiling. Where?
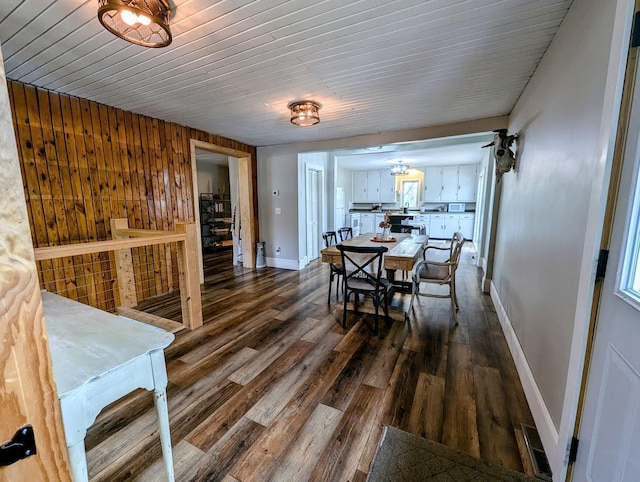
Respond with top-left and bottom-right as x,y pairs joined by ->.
0,0 -> 571,147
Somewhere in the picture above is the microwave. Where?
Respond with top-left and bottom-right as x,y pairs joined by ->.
448,203 -> 466,213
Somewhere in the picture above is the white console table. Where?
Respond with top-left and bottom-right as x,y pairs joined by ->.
42,291 -> 175,481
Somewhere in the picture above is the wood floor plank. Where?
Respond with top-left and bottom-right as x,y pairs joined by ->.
185,339 -> 314,451
361,318 -> 407,389
136,440 -> 204,482
407,372 -> 445,441
442,342 -> 480,458
473,365 -> 524,471
227,317 -> 317,385
309,384 -> 385,482
269,403 -> 344,482
227,350 -> 352,482
245,331 -> 343,426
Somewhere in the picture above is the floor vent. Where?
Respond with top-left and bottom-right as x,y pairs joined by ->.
521,424 -> 553,481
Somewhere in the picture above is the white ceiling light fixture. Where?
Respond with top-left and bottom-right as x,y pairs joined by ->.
288,100 -> 321,127
98,0 -> 172,48
390,160 -> 410,176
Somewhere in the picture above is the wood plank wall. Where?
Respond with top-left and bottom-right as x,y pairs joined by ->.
7,79 -> 257,312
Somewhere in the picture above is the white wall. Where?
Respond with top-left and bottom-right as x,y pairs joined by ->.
196,161 -> 230,198
490,0 -> 626,477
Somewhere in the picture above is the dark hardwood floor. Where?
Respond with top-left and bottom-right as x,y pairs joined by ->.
85,243 -> 536,481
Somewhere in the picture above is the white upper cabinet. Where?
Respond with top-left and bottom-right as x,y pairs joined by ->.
353,169 -> 396,203
422,165 -> 478,202
440,167 -> 459,201
457,165 -> 477,201
353,171 -> 368,202
423,166 -> 443,202
366,170 -> 381,203
378,172 -> 396,203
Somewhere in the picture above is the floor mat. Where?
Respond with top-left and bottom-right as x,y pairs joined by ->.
367,426 -> 540,482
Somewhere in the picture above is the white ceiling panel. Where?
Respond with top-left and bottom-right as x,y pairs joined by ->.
0,0 -> 572,147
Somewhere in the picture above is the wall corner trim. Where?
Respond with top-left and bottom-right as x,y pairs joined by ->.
489,281 -> 562,475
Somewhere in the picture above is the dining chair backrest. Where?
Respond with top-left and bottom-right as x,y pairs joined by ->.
337,244 -> 388,287
322,231 -> 338,248
338,227 -> 353,242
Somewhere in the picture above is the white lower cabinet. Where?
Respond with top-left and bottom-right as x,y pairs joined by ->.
427,213 -> 475,239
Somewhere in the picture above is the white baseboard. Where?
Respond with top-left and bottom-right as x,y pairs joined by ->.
266,257 -> 301,270
490,282 -> 560,474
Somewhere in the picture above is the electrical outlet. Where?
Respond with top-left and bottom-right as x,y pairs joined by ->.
276,246 -> 281,255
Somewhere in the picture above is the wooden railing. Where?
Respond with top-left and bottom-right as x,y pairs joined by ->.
33,219 -> 203,331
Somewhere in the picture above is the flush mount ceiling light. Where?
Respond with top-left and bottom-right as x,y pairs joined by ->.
288,100 -> 321,127
390,160 -> 410,176
98,0 -> 172,48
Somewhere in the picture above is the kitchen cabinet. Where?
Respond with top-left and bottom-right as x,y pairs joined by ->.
423,166 -> 442,202
457,213 -> 475,239
440,167 -> 459,201
378,171 -> 396,203
421,165 -> 478,202
360,213 -> 375,234
457,165 -> 477,201
353,169 -> 397,203
366,170 -> 381,203
353,171 -> 368,201
413,214 -> 430,235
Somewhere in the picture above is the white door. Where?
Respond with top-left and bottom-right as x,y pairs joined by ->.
572,57 -> 640,481
306,169 -> 320,261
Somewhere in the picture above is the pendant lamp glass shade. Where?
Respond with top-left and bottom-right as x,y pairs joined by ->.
98,0 -> 172,48
390,162 -> 410,176
288,101 -> 321,127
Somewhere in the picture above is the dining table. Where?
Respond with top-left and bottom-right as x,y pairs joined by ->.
321,232 -> 428,283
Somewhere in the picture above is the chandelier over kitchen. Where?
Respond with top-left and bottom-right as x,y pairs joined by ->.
390,161 -> 410,176
98,0 -> 172,48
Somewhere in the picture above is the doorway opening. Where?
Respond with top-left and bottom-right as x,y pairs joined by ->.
190,139 -> 256,282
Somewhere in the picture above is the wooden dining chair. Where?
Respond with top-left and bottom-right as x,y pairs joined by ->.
322,231 -> 343,304
337,244 -> 389,335
338,227 -> 353,242
408,232 -> 465,324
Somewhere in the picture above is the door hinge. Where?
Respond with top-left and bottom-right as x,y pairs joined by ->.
596,249 -> 609,281
0,425 -> 36,467
568,436 -> 579,464
633,11 -> 640,47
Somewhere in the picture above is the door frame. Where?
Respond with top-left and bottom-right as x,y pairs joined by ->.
190,139 -> 257,281
303,163 -> 325,266
568,0 -> 639,479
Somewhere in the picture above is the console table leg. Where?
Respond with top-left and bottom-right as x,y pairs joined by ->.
154,388 -> 174,482
67,441 -> 89,482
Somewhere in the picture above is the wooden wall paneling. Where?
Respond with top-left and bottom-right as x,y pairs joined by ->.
69,95 -> 99,307
150,118 -> 169,294
58,93 -> 90,304
171,122 -> 186,221
47,92 -> 79,301
154,118 -> 171,293
181,126 -> 194,221
138,115 -> 158,298
88,100 -> 117,310
7,83 -> 37,243
36,88 -> 70,298
23,84 -> 60,294
160,121 -> 175,292
123,110 -> 148,298
79,96 -> 111,310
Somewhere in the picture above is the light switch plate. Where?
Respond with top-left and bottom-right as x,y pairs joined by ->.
275,208 -> 281,215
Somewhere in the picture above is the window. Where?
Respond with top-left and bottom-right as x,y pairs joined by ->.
619,155 -> 640,308
401,180 -> 419,208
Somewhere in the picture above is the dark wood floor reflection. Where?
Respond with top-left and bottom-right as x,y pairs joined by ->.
85,244 -> 536,481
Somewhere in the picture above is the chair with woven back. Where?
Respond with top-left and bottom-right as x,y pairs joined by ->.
408,231 -> 465,324
337,244 -> 390,335
322,231 -> 343,304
